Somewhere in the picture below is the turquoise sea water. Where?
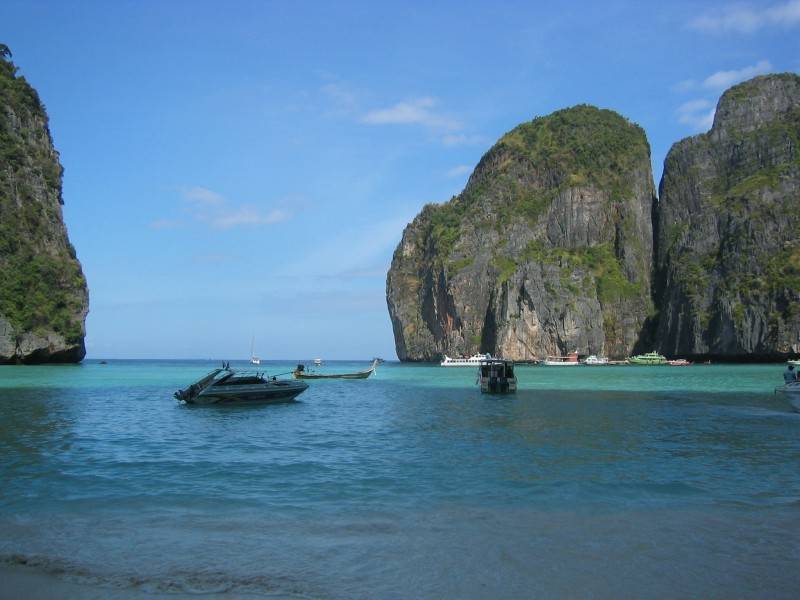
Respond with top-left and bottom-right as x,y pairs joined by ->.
1,360 -> 799,598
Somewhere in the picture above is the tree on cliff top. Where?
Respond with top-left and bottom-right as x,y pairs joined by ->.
0,44 -> 11,60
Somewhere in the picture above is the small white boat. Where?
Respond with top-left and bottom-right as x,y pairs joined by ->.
668,359 -> 692,366
582,355 -> 609,366
776,381 -> 800,412
543,351 -> 580,366
314,358 -> 322,366
440,353 -> 492,367
250,336 -> 261,365
787,359 -> 800,367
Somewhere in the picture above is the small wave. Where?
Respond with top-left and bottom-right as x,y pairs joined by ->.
0,553 -> 324,597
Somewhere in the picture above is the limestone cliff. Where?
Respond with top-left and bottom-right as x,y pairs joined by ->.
0,46 -> 88,363
655,74 -> 800,359
387,105 -> 656,361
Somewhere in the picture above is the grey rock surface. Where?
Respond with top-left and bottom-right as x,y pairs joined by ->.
654,73 -> 800,359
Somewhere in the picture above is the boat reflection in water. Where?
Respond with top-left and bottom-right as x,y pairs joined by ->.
175,364 -> 308,405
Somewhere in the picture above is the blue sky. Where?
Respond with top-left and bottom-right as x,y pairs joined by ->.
1,0 -> 799,359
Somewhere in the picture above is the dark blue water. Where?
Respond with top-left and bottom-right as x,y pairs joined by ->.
1,361 -> 799,598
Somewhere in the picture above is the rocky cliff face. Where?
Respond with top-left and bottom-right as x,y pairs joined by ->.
0,47 -> 88,363
387,105 -> 656,361
655,74 -> 800,359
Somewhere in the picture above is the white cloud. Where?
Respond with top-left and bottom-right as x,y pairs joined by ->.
689,1 -> 800,33
154,187 -> 292,230
702,60 -> 772,89
211,207 -> 290,229
181,186 -> 225,206
676,99 -> 715,131
672,79 -> 698,93
361,97 -> 461,131
446,165 -> 472,177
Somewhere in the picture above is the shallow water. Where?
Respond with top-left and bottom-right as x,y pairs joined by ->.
1,360 -> 798,598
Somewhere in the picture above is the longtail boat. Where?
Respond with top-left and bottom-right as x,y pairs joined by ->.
293,360 -> 377,380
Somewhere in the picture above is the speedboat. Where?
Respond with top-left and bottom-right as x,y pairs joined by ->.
477,359 -> 517,393
776,381 -> 800,412
582,355 -> 609,365
627,351 -> 668,365
440,353 -> 492,367
175,365 -> 308,405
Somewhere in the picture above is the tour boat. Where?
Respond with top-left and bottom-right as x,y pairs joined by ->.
477,359 -> 517,394
175,365 -> 308,405
627,351 -> 668,365
582,355 -> 609,365
776,381 -> 800,412
668,359 -> 692,366
314,358 -> 322,366
543,351 -> 579,366
440,353 -> 493,367
293,360 -> 377,380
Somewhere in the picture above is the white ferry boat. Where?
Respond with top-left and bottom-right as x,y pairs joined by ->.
440,353 -> 492,367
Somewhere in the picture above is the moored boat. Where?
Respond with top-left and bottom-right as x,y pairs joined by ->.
175,365 -> 308,405
250,336 -> 261,365
627,351 -> 668,365
477,359 -> 517,394
543,351 -> 579,366
668,359 -> 692,366
788,359 -> 800,367
582,355 -> 609,365
293,360 -> 377,380
440,353 -> 492,367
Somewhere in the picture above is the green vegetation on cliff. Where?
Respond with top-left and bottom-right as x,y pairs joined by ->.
422,105 -> 650,263
0,46 -> 87,347
498,105 -> 650,202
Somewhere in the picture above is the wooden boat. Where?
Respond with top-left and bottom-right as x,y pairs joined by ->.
542,351 -> 579,366
478,359 -> 517,394
293,360 -> 377,380
175,365 -> 308,405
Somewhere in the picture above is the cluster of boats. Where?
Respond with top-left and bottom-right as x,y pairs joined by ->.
441,351 -> 692,367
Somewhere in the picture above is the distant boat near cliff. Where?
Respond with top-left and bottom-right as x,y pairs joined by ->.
627,352 -> 668,365
543,351 -> 580,366
440,353 -> 492,367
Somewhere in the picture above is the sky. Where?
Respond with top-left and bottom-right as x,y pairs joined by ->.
1,0 -> 799,360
